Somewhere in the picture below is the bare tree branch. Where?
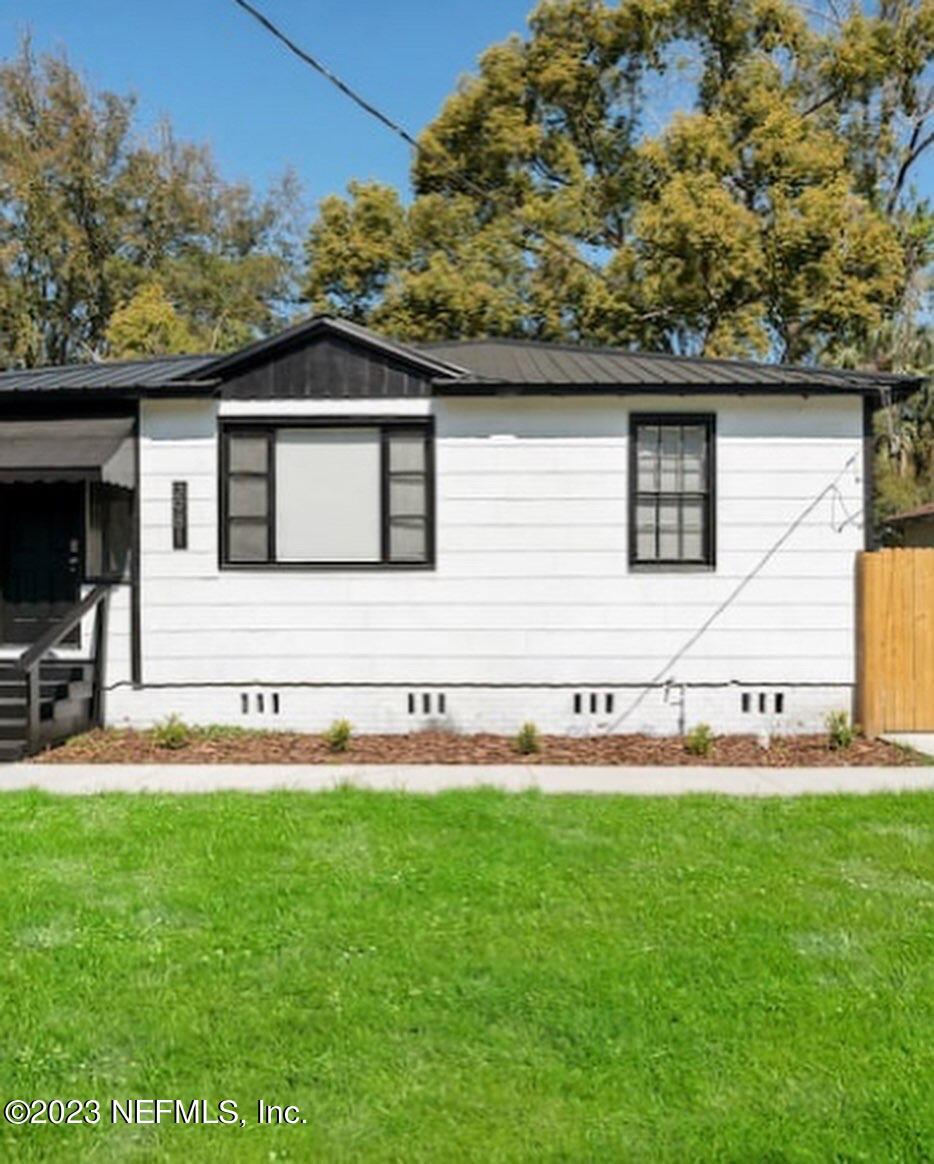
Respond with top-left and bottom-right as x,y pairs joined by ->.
888,122 -> 934,213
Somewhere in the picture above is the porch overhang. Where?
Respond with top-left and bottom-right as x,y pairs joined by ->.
0,417 -> 135,487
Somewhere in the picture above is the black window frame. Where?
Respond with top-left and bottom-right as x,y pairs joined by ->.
85,481 -> 133,583
628,412 -> 716,572
219,416 -> 436,571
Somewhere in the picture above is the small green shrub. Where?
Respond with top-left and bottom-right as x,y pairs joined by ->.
324,719 -> 353,753
151,714 -> 191,751
826,710 -> 857,751
515,721 -> 540,755
685,722 -> 715,757
196,724 -> 257,742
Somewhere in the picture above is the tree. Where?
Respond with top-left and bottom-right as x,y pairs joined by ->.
863,316 -> 934,529
0,38 -> 300,367
304,0 -> 934,362
104,282 -> 200,358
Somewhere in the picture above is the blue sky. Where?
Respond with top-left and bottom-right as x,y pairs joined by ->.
1,1 -> 930,221
0,0 -> 539,213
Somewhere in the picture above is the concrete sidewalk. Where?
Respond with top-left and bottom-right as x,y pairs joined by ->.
1,764 -> 932,796
883,733 -> 934,758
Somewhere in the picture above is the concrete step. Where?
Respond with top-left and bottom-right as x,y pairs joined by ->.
0,739 -> 26,762
0,661 -> 96,761
0,718 -> 27,741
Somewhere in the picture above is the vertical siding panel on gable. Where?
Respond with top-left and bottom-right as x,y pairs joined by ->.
220,335 -> 434,400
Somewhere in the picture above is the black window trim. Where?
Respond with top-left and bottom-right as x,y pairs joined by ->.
84,480 -> 133,585
628,412 -> 717,573
219,416 -> 436,571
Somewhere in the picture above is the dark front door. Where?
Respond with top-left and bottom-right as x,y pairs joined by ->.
0,484 -> 83,644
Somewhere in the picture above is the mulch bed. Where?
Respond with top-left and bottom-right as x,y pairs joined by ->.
33,729 -> 921,766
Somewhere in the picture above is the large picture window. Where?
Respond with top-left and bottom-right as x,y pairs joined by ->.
221,421 -> 434,568
630,414 -> 715,569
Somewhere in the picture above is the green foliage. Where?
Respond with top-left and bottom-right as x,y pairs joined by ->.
150,714 -> 191,751
515,721 -> 541,755
685,722 -> 715,757
105,283 -> 200,358
826,710 -> 858,751
0,37 -> 299,367
324,718 -> 353,753
874,381 -> 934,532
0,792 -> 930,1159
304,0 -> 934,362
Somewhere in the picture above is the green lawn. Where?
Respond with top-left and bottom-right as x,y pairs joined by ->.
0,792 -> 931,1163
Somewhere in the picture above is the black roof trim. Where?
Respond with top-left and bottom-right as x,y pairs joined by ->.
431,379 -> 916,398
200,315 -> 469,382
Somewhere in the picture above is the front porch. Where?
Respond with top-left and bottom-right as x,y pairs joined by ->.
0,413 -> 137,757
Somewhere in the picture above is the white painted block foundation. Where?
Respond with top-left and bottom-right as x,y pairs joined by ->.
105,681 -> 853,737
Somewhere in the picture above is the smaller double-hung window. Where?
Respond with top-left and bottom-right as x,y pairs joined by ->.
221,421 -> 433,568
630,414 -> 716,569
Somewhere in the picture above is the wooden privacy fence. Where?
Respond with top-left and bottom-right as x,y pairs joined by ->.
858,548 -> 934,737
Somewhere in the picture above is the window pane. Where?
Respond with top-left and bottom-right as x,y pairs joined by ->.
635,498 -> 657,561
229,476 -> 268,518
682,426 -> 706,492
86,487 -> 104,576
87,483 -> 133,579
389,518 -> 426,562
275,428 -> 380,562
106,490 -> 133,577
658,498 -> 680,559
389,433 -> 426,473
228,520 -> 268,562
659,426 -> 680,491
228,434 -> 268,473
636,425 -> 659,491
389,475 -> 426,517
681,498 -> 705,560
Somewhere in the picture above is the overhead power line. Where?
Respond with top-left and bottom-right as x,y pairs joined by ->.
231,0 -> 422,152
230,0 -> 618,289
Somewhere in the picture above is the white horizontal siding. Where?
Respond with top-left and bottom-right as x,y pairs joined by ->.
133,393 -> 864,710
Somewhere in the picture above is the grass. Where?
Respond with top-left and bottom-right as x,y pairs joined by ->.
0,791 -> 931,1162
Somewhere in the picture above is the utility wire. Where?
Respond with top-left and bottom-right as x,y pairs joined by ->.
230,0 -> 618,288
232,0 -> 423,151
601,451 -> 862,734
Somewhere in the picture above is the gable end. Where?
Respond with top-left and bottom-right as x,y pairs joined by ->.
220,332 -> 439,401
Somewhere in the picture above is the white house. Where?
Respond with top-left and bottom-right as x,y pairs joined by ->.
0,316 -> 920,758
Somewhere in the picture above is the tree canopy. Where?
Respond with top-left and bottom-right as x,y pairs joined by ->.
305,0 -> 934,364
0,38 -> 300,367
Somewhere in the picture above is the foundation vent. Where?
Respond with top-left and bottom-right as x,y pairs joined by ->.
573,692 -> 615,716
240,691 -> 281,716
741,691 -> 786,716
407,692 -> 447,717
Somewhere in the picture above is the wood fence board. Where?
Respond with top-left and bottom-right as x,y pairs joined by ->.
858,548 -> 934,735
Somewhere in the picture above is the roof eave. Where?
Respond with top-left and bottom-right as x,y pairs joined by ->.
0,380 -> 220,401
430,378 -> 922,397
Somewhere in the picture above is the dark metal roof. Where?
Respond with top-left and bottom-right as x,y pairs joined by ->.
418,337 -> 921,394
0,318 -> 463,398
0,354 -> 215,395
0,321 -> 921,399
